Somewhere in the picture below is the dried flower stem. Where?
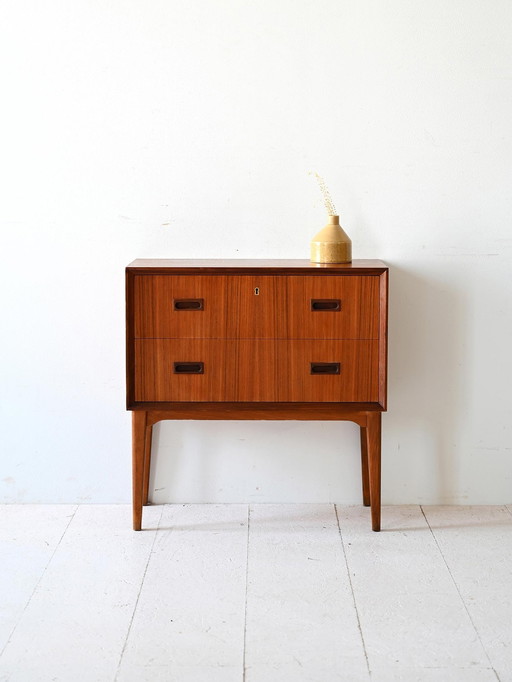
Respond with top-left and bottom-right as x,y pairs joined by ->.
311,172 -> 337,216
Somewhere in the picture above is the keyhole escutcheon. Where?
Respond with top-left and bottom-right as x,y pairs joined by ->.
254,287 -> 260,295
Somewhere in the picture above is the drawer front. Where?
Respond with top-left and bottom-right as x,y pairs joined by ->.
283,275 -> 379,339
134,339 -> 378,403
133,274 -> 379,340
135,339 -> 236,401
134,275 -> 230,338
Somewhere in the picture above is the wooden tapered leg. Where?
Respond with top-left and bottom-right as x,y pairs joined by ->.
143,423 -> 153,506
360,426 -> 371,507
132,411 -> 147,531
366,412 -> 382,532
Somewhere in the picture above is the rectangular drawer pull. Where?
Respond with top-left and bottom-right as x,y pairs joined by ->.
173,362 -> 204,374
173,298 -> 204,311
311,299 -> 341,311
310,362 -> 340,375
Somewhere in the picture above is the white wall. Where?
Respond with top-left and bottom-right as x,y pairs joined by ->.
1,0 -> 511,505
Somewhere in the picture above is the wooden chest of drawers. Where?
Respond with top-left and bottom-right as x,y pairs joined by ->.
126,259 -> 388,531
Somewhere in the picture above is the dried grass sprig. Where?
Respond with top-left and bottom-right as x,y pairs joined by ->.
310,171 -> 337,216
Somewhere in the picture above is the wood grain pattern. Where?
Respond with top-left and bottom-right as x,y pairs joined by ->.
134,275 -> 230,339
360,426 -> 371,507
135,339 -> 235,402
283,275 -> 379,340
132,411 -> 147,530
135,339 -> 378,403
279,340 -> 379,402
378,268 -> 389,409
235,340 -> 278,401
143,423 -> 153,506
133,273 -> 380,340
232,276 -> 281,339
126,269 -> 136,410
134,403 -> 381,423
366,411 -> 382,531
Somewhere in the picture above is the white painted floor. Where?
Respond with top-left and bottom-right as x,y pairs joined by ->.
1,505 -> 511,682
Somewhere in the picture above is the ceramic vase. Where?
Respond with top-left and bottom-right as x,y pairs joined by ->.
310,215 -> 352,263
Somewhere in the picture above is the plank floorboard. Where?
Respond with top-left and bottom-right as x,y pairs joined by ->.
116,504 -> 248,682
338,505 -> 489,671
423,505 -> 512,680
0,505 -> 77,655
0,505 -> 161,682
244,504 -> 369,682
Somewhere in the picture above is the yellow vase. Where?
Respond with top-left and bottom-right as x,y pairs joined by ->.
310,215 -> 352,263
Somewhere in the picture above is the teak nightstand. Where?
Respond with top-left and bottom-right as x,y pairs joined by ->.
126,259 -> 388,531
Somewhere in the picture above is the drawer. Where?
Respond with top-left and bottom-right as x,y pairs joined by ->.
134,339 -> 236,401
134,338 -> 379,403
134,275 -> 231,338
283,276 -> 379,339
133,274 -> 379,340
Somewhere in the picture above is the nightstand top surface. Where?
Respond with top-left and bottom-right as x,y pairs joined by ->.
127,259 -> 388,275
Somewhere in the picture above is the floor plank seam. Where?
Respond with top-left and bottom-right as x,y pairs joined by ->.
419,505 -> 499,679
113,504 -> 164,682
334,504 -> 371,677
0,504 -> 79,660
242,504 -> 251,682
